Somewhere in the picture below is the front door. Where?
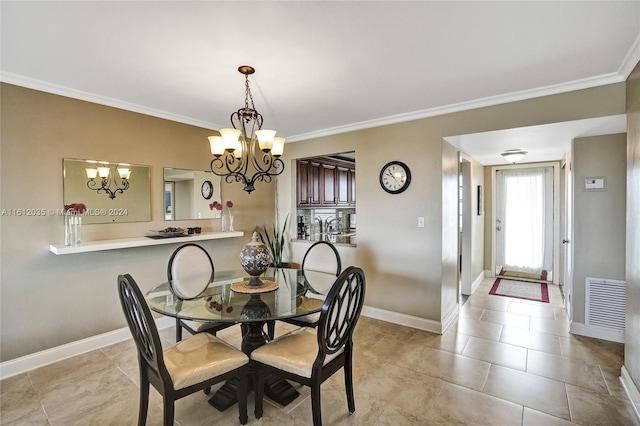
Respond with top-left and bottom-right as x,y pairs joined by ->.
495,166 -> 554,280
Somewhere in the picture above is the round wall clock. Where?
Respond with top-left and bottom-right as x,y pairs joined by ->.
201,180 -> 213,200
379,161 -> 411,194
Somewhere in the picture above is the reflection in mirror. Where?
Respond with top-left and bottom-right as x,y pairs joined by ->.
63,158 -> 151,224
163,168 -> 222,220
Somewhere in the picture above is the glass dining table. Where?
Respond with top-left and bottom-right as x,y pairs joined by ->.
145,267 -> 336,410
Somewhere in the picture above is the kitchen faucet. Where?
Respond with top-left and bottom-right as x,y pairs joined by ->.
314,217 -> 323,234
325,217 -> 340,234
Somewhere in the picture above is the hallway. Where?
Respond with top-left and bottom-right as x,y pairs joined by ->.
1,277 -> 637,425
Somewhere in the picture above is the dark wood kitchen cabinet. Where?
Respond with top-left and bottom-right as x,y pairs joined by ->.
297,159 -> 322,207
296,157 -> 355,208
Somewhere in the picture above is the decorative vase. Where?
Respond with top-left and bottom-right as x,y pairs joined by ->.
221,212 -> 227,232
64,213 -> 82,246
239,231 -> 272,288
229,215 -> 235,232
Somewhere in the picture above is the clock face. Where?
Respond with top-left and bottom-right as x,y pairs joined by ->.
379,161 -> 411,194
201,180 -> 213,200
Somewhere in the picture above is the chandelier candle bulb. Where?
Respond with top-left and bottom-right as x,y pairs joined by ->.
208,136 -> 225,157
234,141 -> 243,159
219,128 -> 241,151
271,137 -> 285,157
256,129 -> 276,152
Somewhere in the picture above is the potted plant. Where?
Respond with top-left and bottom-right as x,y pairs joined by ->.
258,214 -> 290,267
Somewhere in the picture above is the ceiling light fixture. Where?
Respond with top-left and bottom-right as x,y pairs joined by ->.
208,66 -> 285,194
501,149 -> 528,164
85,164 -> 131,200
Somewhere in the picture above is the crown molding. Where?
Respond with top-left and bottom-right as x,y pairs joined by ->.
619,32 -> 640,79
286,72 -> 625,142
0,72 -> 223,131
0,69 -> 628,144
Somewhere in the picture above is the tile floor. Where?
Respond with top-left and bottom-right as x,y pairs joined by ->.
2,277 -> 639,425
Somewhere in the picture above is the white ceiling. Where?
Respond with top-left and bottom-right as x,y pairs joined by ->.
1,1 -> 639,164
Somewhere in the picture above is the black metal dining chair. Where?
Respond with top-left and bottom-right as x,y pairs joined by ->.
273,241 -> 342,337
168,243 -> 234,341
251,266 -> 365,426
117,273 -> 249,426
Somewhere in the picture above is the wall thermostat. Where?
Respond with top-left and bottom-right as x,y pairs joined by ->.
585,178 -> 605,190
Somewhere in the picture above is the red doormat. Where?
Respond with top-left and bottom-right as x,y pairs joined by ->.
489,278 -> 549,303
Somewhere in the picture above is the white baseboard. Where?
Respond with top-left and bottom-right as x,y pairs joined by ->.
2,307 -> 448,380
471,271 -> 485,294
0,317 -> 174,380
361,306 -> 444,334
570,321 -> 625,343
621,366 -> 640,422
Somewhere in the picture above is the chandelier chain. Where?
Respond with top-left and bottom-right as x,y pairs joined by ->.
245,75 -> 255,111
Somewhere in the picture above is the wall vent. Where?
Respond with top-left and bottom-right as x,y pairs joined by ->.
585,277 -> 626,331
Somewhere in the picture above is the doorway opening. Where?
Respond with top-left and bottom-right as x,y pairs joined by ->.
492,162 -> 560,283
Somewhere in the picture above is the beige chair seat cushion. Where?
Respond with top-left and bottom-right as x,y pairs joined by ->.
251,328 -> 342,378
290,312 -> 320,324
181,319 -> 222,333
164,332 -> 248,390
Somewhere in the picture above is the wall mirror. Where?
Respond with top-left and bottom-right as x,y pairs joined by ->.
163,168 -> 222,220
63,158 -> 151,224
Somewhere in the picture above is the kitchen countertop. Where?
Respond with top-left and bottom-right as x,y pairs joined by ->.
292,232 -> 356,247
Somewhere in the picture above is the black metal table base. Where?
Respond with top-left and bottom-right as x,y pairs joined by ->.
208,319 -> 300,411
208,375 -> 300,411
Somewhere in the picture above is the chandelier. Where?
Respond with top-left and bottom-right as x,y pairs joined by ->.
208,66 -> 285,194
501,149 -> 528,164
85,164 -> 131,199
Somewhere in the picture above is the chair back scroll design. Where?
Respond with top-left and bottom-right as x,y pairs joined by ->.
302,240 -> 342,277
118,273 -> 170,384
167,243 -> 214,300
316,266 -> 365,360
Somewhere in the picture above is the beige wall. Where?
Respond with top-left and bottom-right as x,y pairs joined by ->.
625,61 -> 640,402
0,84 -> 275,361
278,83 -> 626,326
572,134 -> 627,323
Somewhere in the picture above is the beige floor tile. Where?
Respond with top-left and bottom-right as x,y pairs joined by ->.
449,316 -> 504,341
459,304 -> 485,320
507,301 -> 556,319
566,383 -> 640,426
499,325 -> 562,355
559,334 -> 625,366
522,407 -> 578,425
480,309 -> 531,329
27,350 -> 115,395
527,349 -> 610,395
427,382 -> 523,425
0,374 -> 48,426
414,348 -> 491,391
483,364 -> 571,420
411,329 -> 470,355
462,336 -> 528,371
36,365 -> 142,424
530,316 -> 571,337
286,388 -> 387,426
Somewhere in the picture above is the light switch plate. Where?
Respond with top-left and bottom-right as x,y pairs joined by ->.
418,217 -> 425,228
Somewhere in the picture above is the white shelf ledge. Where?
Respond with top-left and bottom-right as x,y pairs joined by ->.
49,231 -> 245,255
